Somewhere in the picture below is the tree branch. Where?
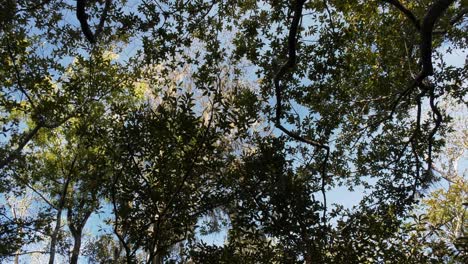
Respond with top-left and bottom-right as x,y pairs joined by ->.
420,0 -> 455,77
23,181 -> 56,210
6,42 -> 36,109
95,0 -> 111,39
418,0 -> 455,174
274,0 -> 329,152
449,7 -> 467,25
7,250 -> 49,257
383,1 -> 455,178
274,1 -> 329,150
382,0 -> 421,31
0,111 -> 75,170
273,0 -> 330,224
0,124 -> 42,170
76,0 -> 112,44
76,0 -> 95,43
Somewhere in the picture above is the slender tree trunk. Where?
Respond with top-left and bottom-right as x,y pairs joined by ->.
149,248 -> 163,264
148,222 -> 166,264
68,209 -> 91,264
48,177 -> 71,264
153,253 -> 163,264
125,248 -> 133,264
70,234 -> 82,264
14,250 -> 20,264
48,203 -> 63,264
112,242 -> 123,264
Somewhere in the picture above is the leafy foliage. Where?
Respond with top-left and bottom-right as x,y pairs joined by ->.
0,0 -> 466,263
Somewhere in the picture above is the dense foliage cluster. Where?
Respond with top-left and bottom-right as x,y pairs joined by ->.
0,0 -> 466,263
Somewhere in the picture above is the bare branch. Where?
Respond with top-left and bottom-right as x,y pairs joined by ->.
23,181 -> 56,210
7,250 -> 49,257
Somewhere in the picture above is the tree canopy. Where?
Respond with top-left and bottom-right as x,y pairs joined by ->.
0,0 -> 466,263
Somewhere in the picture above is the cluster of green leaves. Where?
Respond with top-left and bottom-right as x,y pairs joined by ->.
0,0 -> 466,263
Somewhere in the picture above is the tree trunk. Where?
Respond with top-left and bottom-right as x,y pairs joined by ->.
147,246 -> 163,264
67,201 -> 92,264
112,242 -> 123,264
153,253 -> 163,264
70,234 -> 82,264
48,177 -> 71,264
14,250 -> 19,264
48,204 -> 63,264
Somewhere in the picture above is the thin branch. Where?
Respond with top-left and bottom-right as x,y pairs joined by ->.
403,38 -> 416,78
0,124 -> 42,170
95,0 -> 112,39
450,7 -> 467,25
48,155 -> 76,264
6,42 -> 36,109
111,186 -> 133,263
430,163 -> 456,184
427,88 -> 442,173
17,0 -> 52,13
322,0 -> 337,34
433,7 -> 467,34
0,107 -> 80,170
382,0 -> 421,30
23,181 -> 56,210
273,0 -> 330,225
274,0 -> 329,153
417,0 -> 455,174
7,250 -> 49,257
408,91 -> 424,199
381,0 -> 455,178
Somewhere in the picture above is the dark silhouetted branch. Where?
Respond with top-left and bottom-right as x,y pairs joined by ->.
420,0 -> 455,77
274,0 -> 329,153
76,0 -> 112,44
77,0 -> 95,43
273,0 -> 330,224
